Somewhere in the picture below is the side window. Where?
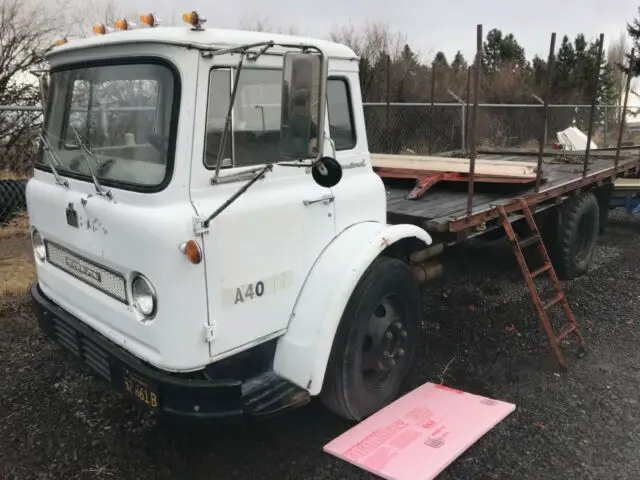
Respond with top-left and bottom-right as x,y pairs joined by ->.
204,69 -> 232,168
203,68 -> 284,169
327,78 -> 356,151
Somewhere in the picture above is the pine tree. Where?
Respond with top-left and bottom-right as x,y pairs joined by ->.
627,7 -> 640,76
483,28 -> 526,72
552,35 -> 576,102
451,51 -> 467,72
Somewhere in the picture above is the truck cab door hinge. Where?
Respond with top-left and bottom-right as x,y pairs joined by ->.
204,324 -> 216,343
193,217 -> 210,236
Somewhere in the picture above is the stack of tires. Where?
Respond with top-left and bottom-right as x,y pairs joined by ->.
0,179 -> 28,224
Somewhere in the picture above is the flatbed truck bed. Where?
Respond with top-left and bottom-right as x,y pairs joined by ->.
382,148 -> 640,242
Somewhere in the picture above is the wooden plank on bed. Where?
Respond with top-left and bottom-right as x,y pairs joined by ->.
371,153 -> 539,179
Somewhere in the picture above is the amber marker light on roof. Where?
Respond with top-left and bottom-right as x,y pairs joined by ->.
182,11 -> 206,29
92,24 -> 106,35
55,38 -> 68,46
139,14 -> 158,27
113,19 -> 130,30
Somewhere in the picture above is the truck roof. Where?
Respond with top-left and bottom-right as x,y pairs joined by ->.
48,26 -> 359,60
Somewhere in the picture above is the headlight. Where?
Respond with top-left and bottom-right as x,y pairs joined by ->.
131,274 -> 157,318
31,229 -> 46,262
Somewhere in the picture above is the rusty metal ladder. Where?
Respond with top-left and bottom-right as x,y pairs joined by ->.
497,198 -> 585,369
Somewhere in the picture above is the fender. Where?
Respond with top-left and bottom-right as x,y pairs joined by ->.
272,221 -> 432,395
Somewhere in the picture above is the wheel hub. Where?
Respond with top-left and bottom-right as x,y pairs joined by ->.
380,321 -> 407,371
360,298 -> 409,387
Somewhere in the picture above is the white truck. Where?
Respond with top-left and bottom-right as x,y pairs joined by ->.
26,12 -> 638,422
28,13 -> 434,422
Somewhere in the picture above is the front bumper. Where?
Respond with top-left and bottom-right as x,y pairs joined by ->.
30,281 -> 310,420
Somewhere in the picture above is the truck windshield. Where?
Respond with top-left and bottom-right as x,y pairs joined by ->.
37,62 -> 177,190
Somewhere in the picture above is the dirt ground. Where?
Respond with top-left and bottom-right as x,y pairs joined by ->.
1,209 -> 640,480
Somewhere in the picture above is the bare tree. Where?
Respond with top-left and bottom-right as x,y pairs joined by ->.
0,0 -> 66,175
237,13 -> 301,35
607,30 -> 630,108
329,21 -> 407,64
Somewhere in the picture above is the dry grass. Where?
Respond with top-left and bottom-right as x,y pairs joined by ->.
0,248 -> 35,300
0,213 -> 30,240
0,170 -> 27,180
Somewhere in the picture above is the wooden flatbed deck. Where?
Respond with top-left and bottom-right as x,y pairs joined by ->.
383,149 -> 640,240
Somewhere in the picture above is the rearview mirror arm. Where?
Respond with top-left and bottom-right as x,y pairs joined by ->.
212,50 -> 248,184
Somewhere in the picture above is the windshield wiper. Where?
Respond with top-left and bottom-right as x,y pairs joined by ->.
37,133 -> 69,187
70,125 -> 113,200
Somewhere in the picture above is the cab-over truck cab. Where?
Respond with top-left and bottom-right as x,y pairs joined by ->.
27,13 -> 432,421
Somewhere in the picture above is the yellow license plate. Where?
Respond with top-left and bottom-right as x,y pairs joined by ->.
123,371 -> 160,409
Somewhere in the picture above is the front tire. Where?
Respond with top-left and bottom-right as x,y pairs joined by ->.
320,257 -> 422,421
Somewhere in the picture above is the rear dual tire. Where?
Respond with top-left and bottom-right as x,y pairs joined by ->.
546,191 -> 600,280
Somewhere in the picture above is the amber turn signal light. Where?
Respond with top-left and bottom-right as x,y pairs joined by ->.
179,240 -> 202,264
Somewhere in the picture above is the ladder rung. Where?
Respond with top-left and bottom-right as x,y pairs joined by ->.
556,323 -> 577,343
518,236 -> 540,249
544,293 -> 565,310
531,264 -> 553,278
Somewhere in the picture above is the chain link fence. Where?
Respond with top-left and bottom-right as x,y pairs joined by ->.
363,103 -> 637,154
0,103 -> 637,228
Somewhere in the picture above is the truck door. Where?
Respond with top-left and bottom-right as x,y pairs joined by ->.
189,54 -> 337,359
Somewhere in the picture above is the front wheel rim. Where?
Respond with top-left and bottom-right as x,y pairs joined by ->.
358,295 -> 409,392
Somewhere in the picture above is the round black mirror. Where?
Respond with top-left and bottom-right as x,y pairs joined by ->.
311,157 -> 342,188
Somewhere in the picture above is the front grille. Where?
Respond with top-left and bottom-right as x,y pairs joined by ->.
51,316 -> 111,381
45,240 -> 128,303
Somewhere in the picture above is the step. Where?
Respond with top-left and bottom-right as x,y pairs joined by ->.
531,264 -> 553,278
518,235 -> 541,249
242,371 -> 311,418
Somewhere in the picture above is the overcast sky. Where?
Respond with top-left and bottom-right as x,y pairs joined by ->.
120,0 -> 637,62
93,0 -> 640,113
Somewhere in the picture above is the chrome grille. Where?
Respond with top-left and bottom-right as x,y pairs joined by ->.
45,240 -> 128,303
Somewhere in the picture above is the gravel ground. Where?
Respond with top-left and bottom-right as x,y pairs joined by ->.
2,209 -> 640,480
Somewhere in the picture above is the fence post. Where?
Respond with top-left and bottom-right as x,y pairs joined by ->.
467,24 -> 482,217
536,32 -> 556,193
461,104 -> 466,151
447,89 -> 466,151
603,106 -> 608,147
615,47 -> 635,169
386,53 -> 391,153
465,66 -> 471,152
583,33 -> 605,178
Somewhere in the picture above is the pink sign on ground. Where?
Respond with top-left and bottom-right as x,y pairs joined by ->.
323,382 -> 516,480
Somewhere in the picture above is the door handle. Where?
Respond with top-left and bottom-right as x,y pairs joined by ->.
303,194 -> 335,206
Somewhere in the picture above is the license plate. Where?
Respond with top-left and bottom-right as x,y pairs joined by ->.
122,371 -> 160,409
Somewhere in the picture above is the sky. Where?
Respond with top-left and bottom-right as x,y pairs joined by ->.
82,0 -> 640,116
117,0 -> 637,62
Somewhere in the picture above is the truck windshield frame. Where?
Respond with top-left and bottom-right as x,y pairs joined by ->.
35,57 -> 181,193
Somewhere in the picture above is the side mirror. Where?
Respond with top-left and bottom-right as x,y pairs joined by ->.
311,157 -> 342,188
279,52 -> 325,160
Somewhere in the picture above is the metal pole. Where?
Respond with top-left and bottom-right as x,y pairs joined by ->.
536,32 -> 556,193
603,107 -> 608,147
386,53 -> 391,152
465,66 -> 471,151
467,24 -> 482,216
429,62 -> 436,154
430,62 -> 436,106
447,89 -> 466,151
615,47 -> 634,169
583,33 -> 605,178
